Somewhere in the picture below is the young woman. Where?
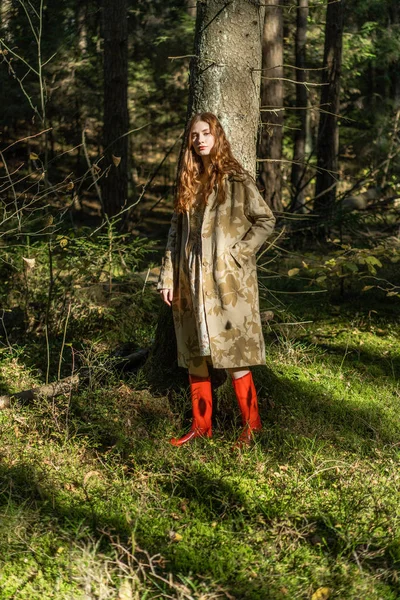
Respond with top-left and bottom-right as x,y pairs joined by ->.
158,112 -> 275,447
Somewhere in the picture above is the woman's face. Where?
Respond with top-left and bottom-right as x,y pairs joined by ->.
190,120 -> 215,158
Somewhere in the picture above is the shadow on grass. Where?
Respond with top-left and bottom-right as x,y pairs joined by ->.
309,340 -> 400,381
252,365 -> 399,452
1,455 -> 399,599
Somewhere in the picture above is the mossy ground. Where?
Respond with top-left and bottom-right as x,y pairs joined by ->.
0,285 -> 399,599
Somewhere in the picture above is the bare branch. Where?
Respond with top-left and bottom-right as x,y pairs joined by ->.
1,127 -> 52,153
261,76 -> 329,87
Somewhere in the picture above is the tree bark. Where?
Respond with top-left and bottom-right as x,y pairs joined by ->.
290,0 -> 308,213
186,0 -> 197,18
258,0 -> 284,212
313,0 -> 344,231
187,0 -> 265,178
146,0 -> 266,382
102,0 -> 129,218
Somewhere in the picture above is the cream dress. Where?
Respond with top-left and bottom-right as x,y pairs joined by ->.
186,189 -> 211,357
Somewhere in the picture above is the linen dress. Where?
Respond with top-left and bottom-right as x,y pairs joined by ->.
186,193 -> 211,358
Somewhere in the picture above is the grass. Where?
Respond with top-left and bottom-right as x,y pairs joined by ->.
0,290 -> 400,599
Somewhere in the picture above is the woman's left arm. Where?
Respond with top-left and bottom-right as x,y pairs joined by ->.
231,175 -> 276,260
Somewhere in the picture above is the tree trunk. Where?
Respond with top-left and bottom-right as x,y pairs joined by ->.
146,0 -> 266,382
186,0 -> 196,18
313,0 -> 344,231
290,0 -> 308,213
76,0 -> 88,55
187,0 -> 265,178
102,0 -> 129,218
258,0 -> 284,212
0,0 -> 11,32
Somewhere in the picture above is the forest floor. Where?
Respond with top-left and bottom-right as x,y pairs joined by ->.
1,264 -> 400,599
0,186 -> 400,599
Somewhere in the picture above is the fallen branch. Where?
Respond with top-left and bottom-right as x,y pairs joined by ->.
0,374 -> 80,410
0,346 -> 151,410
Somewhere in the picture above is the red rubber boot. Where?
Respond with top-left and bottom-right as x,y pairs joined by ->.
232,371 -> 262,447
170,374 -> 212,446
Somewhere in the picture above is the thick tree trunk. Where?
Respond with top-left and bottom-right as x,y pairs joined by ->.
102,0 -> 129,218
313,0 -> 344,231
147,0 -> 266,381
187,0 -> 265,178
258,0 -> 284,212
290,0 -> 309,213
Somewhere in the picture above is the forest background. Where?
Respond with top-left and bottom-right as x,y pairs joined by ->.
0,1 -> 399,599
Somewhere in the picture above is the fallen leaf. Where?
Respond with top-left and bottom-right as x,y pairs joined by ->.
311,587 -> 331,600
30,152 -> 39,160
288,268 -> 300,277
65,181 -> 74,190
83,470 -> 101,486
169,530 -> 183,542
23,257 -> 36,269
112,154 -> 121,167
260,310 -> 274,323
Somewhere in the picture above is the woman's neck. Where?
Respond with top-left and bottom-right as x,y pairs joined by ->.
202,155 -> 211,171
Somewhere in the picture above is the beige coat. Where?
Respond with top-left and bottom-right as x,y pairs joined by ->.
157,174 -> 276,369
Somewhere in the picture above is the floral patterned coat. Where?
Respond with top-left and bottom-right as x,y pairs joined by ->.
157,174 -> 276,369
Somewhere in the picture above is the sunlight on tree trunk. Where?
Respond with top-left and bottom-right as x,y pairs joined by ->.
290,0 -> 309,213
258,0 -> 284,212
187,0 -> 265,178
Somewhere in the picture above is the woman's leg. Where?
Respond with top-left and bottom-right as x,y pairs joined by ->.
189,356 -> 210,378
227,367 -> 262,446
227,367 -> 250,380
170,356 -> 212,446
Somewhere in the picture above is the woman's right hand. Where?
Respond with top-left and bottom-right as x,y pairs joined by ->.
159,288 -> 173,307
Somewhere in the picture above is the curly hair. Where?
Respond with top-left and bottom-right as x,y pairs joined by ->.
175,112 -> 246,213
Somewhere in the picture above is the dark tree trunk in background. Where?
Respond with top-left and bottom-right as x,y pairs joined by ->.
186,0 -> 196,18
76,0 -> 88,55
146,0 -> 266,380
313,0 -> 344,232
258,0 -> 284,212
102,0 -> 129,218
290,0 -> 309,213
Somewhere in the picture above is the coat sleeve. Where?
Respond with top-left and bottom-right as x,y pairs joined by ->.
230,175 -> 276,260
157,211 -> 178,290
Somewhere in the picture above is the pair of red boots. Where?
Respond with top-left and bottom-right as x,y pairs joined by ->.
170,371 -> 262,447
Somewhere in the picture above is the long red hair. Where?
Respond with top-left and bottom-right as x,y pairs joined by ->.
175,112 -> 245,213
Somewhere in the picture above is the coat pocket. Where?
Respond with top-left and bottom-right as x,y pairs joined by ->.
228,248 -> 243,269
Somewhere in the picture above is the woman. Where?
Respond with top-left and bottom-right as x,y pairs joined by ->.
158,112 -> 275,447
